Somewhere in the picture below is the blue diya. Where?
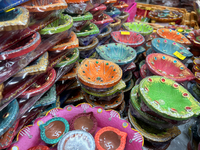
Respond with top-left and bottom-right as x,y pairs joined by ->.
104,7 -> 121,18
151,38 -> 193,59
96,43 -> 137,66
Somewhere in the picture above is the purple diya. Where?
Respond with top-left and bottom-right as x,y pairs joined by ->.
9,103 -> 144,150
70,112 -> 97,135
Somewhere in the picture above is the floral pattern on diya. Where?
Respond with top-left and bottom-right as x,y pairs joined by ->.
157,28 -> 191,45
139,76 -> 200,121
77,59 -> 122,89
146,53 -> 195,82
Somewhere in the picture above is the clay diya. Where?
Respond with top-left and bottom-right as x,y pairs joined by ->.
123,79 -> 134,93
57,130 -> 95,150
97,26 -> 112,45
157,28 -> 191,45
77,58 -> 122,89
111,31 -> 145,48
55,48 -> 79,68
113,1 -> 128,11
21,0 -> 68,12
0,99 -> 19,136
149,9 -> 183,23
104,7 -> 121,18
96,43 -> 137,69
123,22 -> 153,36
78,37 -> 98,59
68,12 -> 93,33
70,112 -> 97,135
0,0 -> 29,12
15,52 -> 48,77
76,23 -> 99,46
151,38 -> 193,59
95,126 -> 127,150
109,18 -> 121,31
89,4 -> 107,17
19,68 -> 56,98
0,32 -> 41,60
91,13 -> 113,32
128,109 -> 181,147
0,7 -> 29,32
39,14 -> 73,36
123,71 -> 132,83
49,31 -> 79,51
146,53 -> 195,82
188,29 -> 200,48
139,76 -> 200,121
63,88 -> 84,104
164,25 -> 193,36
40,117 -> 69,144
64,1 -> 89,15
116,99 -> 125,115
28,145 -> 50,150
117,11 -> 129,24
84,92 -> 124,110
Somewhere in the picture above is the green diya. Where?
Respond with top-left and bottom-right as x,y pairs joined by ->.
139,76 -> 200,121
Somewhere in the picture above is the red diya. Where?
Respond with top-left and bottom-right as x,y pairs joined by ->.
193,57 -> 200,73
95,126 -> 127,150
0,120 -> 19,149
49,31 -> 79,52
113,1 -> 128,11
188,29 -> 200,48
18,68 -> 56,98
146,53 -> 195,82
89,4 -> 107,17
70,112 -> 97,135
28,145 -> 50,150
0,32 -> 41,60
111,31 -> 145,48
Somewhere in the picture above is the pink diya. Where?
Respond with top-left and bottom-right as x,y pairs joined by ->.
89,4 -> 107,17
0,32 -> 41,60
157,28 -> 191,45
70,112 -> 97,135
146,53 -> 195,82
111,31 -> 145,48
188,29 -> 200,48
19,68 -> 56,98
95,126 -> 127,150
9,103 -> 144,150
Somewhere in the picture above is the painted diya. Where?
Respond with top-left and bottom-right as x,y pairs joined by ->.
96,43 -> 137,66
57,130 -> 95,150
89,4 -> 107,17
0,7 -> 29,32
97,26 -> 112,45
117,11 -> 129,24
164,25 -> 193,36
109,18 -> 121,31
0,32 -> 41,60
84,92 -> 124,110
123,22 -> 153,36
104,7 -> 121,18
146,53 -> 195,82
39,14 -> 73,36
49,31 -> 79,51
123,79 -> 134,93
157,28 -> 191,45
111,31 -> 145,48
139,76 -> 200,121
78,37 -> 98,59
63,88 -> 84,105
40,117 -> 69,144
0,99 -> 19,136
70,112 -> 97,135
188,29 -> 200,48
113,1 -> 128,11
75,23 -> 99,46
77,58 -> 122,89
21,0 -> 68,12
28,145 -> 50,150
19,68 -> 56,98
151,38 -> 193,59
95,126 -> 127,150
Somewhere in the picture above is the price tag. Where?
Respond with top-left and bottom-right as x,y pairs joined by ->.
173,51 -> 186,60
5,8 -> 15,12
121,31 -> 130,35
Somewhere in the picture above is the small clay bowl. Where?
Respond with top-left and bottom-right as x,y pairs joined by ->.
117,11 -> 129,24
109,18 -> 121,31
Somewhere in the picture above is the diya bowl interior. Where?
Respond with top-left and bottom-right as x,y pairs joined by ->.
123,22 -> 153,36
117,11 -> 129,24
96,43 -> 137,66
109,18 -> 121,31
111,31 -> 145,48
97,26 -> 112,41
77,58 -> 122,89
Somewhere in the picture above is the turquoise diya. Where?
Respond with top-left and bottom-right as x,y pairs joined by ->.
139,76 -> 200,121
123,22 -> 153,36
104,7 -> 121,18
96,43 -> 137,66
152,38 -> 193,59
40,117 -> 69,144
0,7 -> 29,32
0,99 -> 18,136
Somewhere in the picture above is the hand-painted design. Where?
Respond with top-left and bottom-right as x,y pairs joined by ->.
123,22 -> 153,36
109,110 -> 119,121
19,127 -> 32,139
37,121 -> 43,126
97,108 -> 103,113
66,106 -> 72,111
47,108 -> 60,117
75,23 -> 100,37
157,28 -> 191,45
122,122 -> 128,128
81,103 -> 90,113
129,132 -> 144,143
